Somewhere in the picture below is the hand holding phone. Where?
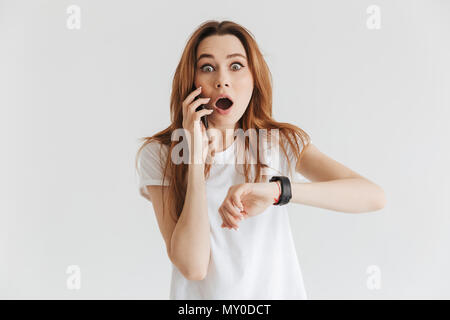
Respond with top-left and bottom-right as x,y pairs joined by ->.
194,100 -> 209,129
181,87 -> 213,164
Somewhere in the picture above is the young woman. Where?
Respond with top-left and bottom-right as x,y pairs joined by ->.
135,20 -> 386,300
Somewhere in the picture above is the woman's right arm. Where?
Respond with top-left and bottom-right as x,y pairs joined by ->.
146,86 -> 213,281
169,163 -> 210,280
146,162 -> 210,281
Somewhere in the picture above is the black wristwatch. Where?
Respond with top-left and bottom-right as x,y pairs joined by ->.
269,176 -> 292,206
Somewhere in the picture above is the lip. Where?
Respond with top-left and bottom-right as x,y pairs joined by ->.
212,93 -> 234,115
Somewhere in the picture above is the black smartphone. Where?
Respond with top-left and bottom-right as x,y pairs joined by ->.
194,96 -> 209,129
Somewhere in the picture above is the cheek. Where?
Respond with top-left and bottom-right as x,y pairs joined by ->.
195,76 -> 213,90
194,77 -> 202,88
235,76 -> 253,100
235,72 -> 253,90
194,73 -> 207,86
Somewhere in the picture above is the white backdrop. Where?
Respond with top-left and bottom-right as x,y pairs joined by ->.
1,0 -> 449,299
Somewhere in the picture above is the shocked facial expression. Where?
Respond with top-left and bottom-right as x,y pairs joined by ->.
194,34 -> 254,129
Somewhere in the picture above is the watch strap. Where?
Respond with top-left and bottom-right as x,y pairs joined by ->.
269,176 -> 292,205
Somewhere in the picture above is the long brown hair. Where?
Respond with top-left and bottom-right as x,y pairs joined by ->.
135,20 -> 311,223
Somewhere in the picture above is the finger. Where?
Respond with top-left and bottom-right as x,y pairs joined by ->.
218,207 -> 230,229
221,221 -> 232,229
182,87 -> 200,119
221,210 -> 234,230
225,199 -> 244,221
234,205 -> 247,218
230,194 -> 246,215
182,86 -> 203,110
229,186 -> 248,217
219,207 -> 235,229
187,98 -> 211,113
222,207 -> 237,229
223,205 -> 241,229
193,107 -> 214,122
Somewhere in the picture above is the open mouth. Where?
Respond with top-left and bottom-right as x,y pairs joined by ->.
214,97 -> 233,110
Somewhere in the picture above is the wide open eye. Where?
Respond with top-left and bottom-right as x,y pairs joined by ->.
230,62 -> 243,71
200,65 -> 214,72
200,62 -> 244,72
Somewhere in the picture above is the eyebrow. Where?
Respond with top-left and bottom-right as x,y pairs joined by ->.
196,53 -> 247,63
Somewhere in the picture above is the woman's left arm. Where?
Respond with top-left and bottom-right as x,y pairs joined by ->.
219,143 -> 387,230
291,143 -> 386,213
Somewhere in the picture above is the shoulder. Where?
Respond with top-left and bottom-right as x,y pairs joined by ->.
140,140 -> 169,157
280,131 -> 305,153
142,139 -> 169,151
138,140 -> 171,169
137,140 -> 171,191
257,131 -> 301,178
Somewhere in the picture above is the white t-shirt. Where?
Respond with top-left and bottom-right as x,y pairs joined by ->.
137,133 -> 309,299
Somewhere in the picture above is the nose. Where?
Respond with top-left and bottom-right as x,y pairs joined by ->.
215,73 -> 230,88
215,82 -> 230,88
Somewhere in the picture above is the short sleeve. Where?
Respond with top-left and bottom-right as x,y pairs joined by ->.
137,141 -> 170,197
260,132 -> 311,183
283,134 -> 311,183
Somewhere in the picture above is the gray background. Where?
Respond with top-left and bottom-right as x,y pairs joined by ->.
1,0 -> 449,299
